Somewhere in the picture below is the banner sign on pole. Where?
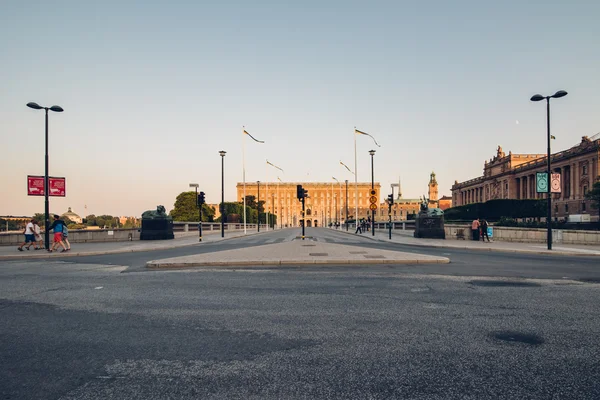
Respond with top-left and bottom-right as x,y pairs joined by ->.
27,175 -> 66,197
551,173 -> 561,193
536,172 -> 548,193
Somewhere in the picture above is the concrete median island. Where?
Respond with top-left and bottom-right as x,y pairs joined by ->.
146,240 -> 450,268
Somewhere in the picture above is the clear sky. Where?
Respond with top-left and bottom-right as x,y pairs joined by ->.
1,0 -> 599,217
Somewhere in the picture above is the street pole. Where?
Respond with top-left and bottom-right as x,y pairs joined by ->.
531,90 -> 567,251
44,109 -> 50,250
220,151 -> 226,238
242,128 -> 246,234
546,97 -> 552,250
370,150 -> 376,236
345,180 -> 349,231
257,181 -> 260,232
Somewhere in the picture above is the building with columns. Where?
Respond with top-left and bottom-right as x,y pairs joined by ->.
236,182 -> 380,227
451,135 -> 600,220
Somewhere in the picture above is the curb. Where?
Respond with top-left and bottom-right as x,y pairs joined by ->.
146,257 -> 450,269
0,230 -> 271,261
334,229 -> 600,257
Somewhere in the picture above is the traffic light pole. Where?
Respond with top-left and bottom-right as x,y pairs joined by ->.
301,196 -> 305,240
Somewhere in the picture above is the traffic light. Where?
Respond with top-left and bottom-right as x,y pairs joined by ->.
198,191 -> 206,205
303,189 -> 308,199
387,194 -> 393,204
297,185 -> 304,200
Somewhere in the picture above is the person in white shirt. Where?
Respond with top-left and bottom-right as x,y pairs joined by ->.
33,220 -> 43,249
18,219 -> 37,251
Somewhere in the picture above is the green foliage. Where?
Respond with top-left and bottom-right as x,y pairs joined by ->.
0,218 -> 21,232
585,179 -> 600,210
170,191 -> 215,222
495,216 -> 566,229
122,217 -> 140,228
67,223 -> 86,230
444,199 -> 546,221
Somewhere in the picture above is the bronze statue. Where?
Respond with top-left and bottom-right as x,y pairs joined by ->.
142,205 -> 170,220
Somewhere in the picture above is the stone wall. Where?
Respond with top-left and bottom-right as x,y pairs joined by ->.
0,229 -> 140,246
445,224 -> 600,245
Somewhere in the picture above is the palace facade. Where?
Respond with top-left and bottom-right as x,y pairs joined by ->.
451,135 -> 600,220
236,182 -> 381,227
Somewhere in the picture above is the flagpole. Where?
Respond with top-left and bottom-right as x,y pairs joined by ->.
243,127 -> 247,234
265,161 -> 269,232
354,127 -> 358,227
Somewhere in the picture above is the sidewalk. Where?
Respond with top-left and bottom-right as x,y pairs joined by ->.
0,230 -> 263,260
340,229 -> 600,256
147,240 -> 449,268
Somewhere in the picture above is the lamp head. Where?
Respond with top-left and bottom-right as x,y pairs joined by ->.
219,150 -> 226,157
551,90 -> 568,99
49,105 -> 64,112
530,94 -> 545,102
369,150 -> 376,156
26,102 -> 43,110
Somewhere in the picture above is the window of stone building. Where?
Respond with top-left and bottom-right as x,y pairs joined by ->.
555,204 -> 558,213
583,186 -> 588,195
582,164 -> 588,175
565,204 -> 569,213
394,211 -> 396,216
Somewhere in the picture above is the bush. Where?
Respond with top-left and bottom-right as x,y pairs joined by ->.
67,223 -> 86,230
445,199 -> 545,221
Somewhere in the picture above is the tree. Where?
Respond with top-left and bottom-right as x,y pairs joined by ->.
585,178 -> 600,226
84,214 -> 97,226
170,191 -> 215,222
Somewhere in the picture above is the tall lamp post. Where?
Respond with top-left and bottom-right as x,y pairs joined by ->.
189,183 -> 200,241
26,102 -> 64,251
530,90 -> 568,250
369,149 -> 376,236
219,151 -> 226,238
345,179 -> 349,231
257,181 -> 260,232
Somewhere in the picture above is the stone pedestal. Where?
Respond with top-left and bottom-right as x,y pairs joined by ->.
414,214 -> 446,239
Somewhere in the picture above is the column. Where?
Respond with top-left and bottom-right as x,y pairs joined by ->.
574,162 -> 580,199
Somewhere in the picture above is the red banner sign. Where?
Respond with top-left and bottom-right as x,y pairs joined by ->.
27,176 -> 66,197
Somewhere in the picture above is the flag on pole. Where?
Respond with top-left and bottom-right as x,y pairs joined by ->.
355,128 -> 381,147
244,130 -> 265,143
266,160 -> 284,172
340,161 -> 354,174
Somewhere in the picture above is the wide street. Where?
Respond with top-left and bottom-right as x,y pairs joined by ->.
1,228 -> 599,399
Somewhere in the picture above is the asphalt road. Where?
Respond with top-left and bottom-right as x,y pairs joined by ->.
1,228 -> 599,399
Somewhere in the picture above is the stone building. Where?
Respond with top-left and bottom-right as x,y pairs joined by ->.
236,182 -> 381,227
61,207 -> 82,224
451,135 -> 600,220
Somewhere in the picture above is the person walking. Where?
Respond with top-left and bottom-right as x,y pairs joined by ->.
366,216 -> 371,232
47,215 -> 67,253
62,223 -> 71,252
355,219 -> 362,234
17,218 -> 37,251
33,219 -> 43,249
480,218 -> 491,242
471,218 -> 480,241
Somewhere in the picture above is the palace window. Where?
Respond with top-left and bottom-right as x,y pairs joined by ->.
582,164 -> 588,175
565,204 -> 569,213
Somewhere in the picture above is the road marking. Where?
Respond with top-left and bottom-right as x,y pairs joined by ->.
94,286 -> 104,290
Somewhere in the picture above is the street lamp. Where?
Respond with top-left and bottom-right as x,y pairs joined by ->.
257,181 -> 260,232
219,151 -> 226,238
189,183 -> 200,241
345,179 -> 349,231
530,90 -> 568,250
369,149 -> 376,236
26,102 -> 64,251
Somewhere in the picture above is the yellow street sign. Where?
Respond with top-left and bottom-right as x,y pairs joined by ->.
369,203 -> 377,211
370,189 -> 377,196
369,195 -> 378,204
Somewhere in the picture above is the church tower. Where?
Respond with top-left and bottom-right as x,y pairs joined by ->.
428,172 -> 438,202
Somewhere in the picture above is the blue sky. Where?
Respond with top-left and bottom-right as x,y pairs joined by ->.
1,0 -> 599,217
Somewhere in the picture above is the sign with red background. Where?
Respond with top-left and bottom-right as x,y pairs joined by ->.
27,176 -> 66,197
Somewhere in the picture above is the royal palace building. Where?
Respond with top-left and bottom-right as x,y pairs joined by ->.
236,182 -> 381,227
451,135 -> 600,220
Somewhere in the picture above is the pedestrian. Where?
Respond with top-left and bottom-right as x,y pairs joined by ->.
471,218 -> 480,241
480,218 -> 491,242
47,214 -> 67,253
355,219 -> 362,234
366,216 -> 371,231
17,218 -> 37,251
33,219 -> 43,249
62,223 -> 71,251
